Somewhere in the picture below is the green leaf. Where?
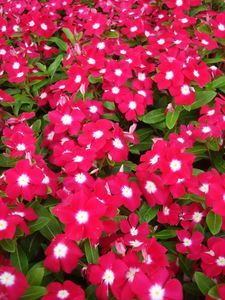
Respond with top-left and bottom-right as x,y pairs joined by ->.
40,217 -> 63,240
166,106 -> 182,129
155,229 -> 176,240
208,285 -> 219,299
207,75 -> 225,89
48,37 -> 68,51
31,79 -> 49,97
211,151 -> 225,173
29,217 -> 50,234
10,245 -> 28,273
0,239 -> 16,252
184,91 -> 217,111
32,119 -> 42,136
179,254 -> 194,277
194,272 -> 215,295
26,267 -> 45,286
88,75 -> 102,84
103,101 -> 115,111
206,211 -> 222,235
62,28 -> 75,46
84,239 -> 99,264
102,113 -> 119,122
20,286 -> 47,300
141,108 -> 165,124
138,202 -> 158,223
35,62 -> 46,72
48,54 -> 63,78
0,155 -> 17,168
105,31 -> 119,38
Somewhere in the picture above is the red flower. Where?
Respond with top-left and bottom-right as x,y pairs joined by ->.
0,202 -> 21,240
195,31 -> 218,51
42,280 -> 85,300
201,237 -> 225,277
169,84 -> 196,105
87,251 -> 128,300
0,266 -> 28,300
132,268 -> 183,300
4,159 -> 44,201
104,60 -> 132,86
44,234 -> 83,273
183,61 -> 211,87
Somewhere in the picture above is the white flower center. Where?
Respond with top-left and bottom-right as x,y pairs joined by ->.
129,240 -> 143,247
216,256 -> 225,267
41,23 -> 48,30
199,183 -> 209,194
149,155 -> 159,165
163,206 -> 170,216
75,75 -> 82,83
183,238 -> 192,247
112,87 -> 120,94
57,290 -> 69,299
47,131 -> 55,141
97,42 -> 105,50
73,155 -> 83,162
207,109 -> 215,116
192,212 -> 202,223
218,24 -> 225,31
157,38 -> 165,45
89,105 -> 98,113
0,220 -> 7,231
181,18 -> 188,23
17,174 -> 30,187
202,126 -> 211,133
29,20 -> 35,27
193,70 -> 200,77
0,272 -> 15,287
170,159 -> 182,172
42,175 -> 49,185
149,284 -> 165,300
126,267 -> 139,282
165,71 -> 174,80
181,85 -> 190,95
130,227 -> 138,236
75,210 -> 89,224
16,143 -> 26,151
0,49 -> 6,55
75,173 -> 86,184
88,58 -> 96,65
115,69 -> 122,76
201,39 -> 209,45
145,181 -> 157,194
102,269 -> 115,285
17,72 -> 24,78
92,23 -> 100,29
40,92 -> 47,99
129,101 -> 137,110
54,243 -> 68,259
12,62 -> 20,70
93,130 -> 103,139
130,26 -> 138,32
138,73 -> 146,81
61,114 -> 72,125
121,186 -> 133,198
113,138 -> 123,149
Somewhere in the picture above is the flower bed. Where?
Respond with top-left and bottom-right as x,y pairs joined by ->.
0,0 -> 224,299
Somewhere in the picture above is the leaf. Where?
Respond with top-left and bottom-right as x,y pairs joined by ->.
20,286 -> 47,300
208,285 -> 219,299
103,101 -> 115,111
194,272 -> 215,295
62,28 -> 75,46
32,119 -> 42,136
88,75 -> 102,84
26,267 -> 45,286
31,79 -> 49,97
179,254 -> 194,277
105,31 -> 119,38
207,75 -> 225,89
211,151 -> 225,173
206,211 -> 222,235
138,202 -> 158,223
102,113 -> 119,122
40,217 -> 63,240
84,239 -> 99,264
29,217 -> 50,234
155,229 -> 176,240
35,62 -> 46,72
184,91 -> 217,111
0,155 -> 17,168
48,37 -> 68,51
0,239 -> 16,252
141,108 -> 165,124
10,245 -> 28,273
48,54 -> 63,78
166,106 -> 182,129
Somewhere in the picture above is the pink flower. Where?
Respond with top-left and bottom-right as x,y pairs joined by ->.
0,266 -> 28,300
42,280 -> 85,300
87,251 -> 128,300
44,234 -> 83,273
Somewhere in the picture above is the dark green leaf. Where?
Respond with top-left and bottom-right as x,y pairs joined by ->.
166,106 -> 183,129
29,217 -> 50,234
48,54 -> 63,79
84,239 -> 99,264
155,229 -> 176,240
206,211 -> 222,235
49,37 -> 68,51
26,267 -> 45,286
62,28 -> 75,46
141,108 -> 165,124
88,75 -> 102,84
208,285 -> 219,299
0,155 -> 17,168
103,101 -> 115,111
0,239 -> 16,252
105,31 -> 119,38
20,286 -> 47,300
10,245 -> 28,273
207,75 -> 225,89
35,62 -> 46,72
194,272 -> 215,295
138,202 -> 158,223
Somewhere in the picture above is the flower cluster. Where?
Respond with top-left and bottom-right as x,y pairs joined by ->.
0,0 -> 224,299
